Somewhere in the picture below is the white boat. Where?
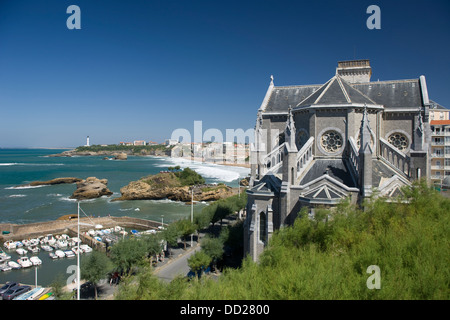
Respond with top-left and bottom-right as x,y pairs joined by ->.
15,241 -> 23,248
8,261 -> 21,269
49,252 -> 58,259
0,262 -> 12,272
79,244 -> 92,253
30,256 -> 42,266
0,251 -> 11,262
94,236 -> 102,242
60,234 -> 70,240
16,248 -> 28,255
3,240 -> 16,250
114,226 -> 123,232
72,247 -> 82,255
55,250 -> 65,258
17,256 -> 32,268
63,250 -> 75,258
88,229 -> 96,236
42,234 -> 56,246
41,245 -> 53,252
22,239 -> 31,247
14,287 -> 45,300
26,287 -> 45,300
29,238 -> 40,246
56,239 -> 68,249
27,246 -> 40,254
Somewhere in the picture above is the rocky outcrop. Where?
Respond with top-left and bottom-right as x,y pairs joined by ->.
113,152 -> 127,160
70,177 -> 113,200
113,178 -> 234,202
23,177 -> 82,187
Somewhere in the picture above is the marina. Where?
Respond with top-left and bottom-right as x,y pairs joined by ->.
0,216 -> 164,287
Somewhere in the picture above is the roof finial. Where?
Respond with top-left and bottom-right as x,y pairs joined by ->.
270,75 -> 274,85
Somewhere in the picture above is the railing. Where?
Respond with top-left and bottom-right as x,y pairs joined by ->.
348,137 -> 360,179
262,142 -> 286,174
379,137 -> 410,177
296,137 -> 314,178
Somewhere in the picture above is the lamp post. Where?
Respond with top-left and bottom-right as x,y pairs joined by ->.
191,187 -> 194,248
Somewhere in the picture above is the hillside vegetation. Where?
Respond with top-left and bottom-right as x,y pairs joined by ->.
115,180 -> 449,300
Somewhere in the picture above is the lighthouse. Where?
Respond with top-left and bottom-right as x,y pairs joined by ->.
86,136 -> 90,147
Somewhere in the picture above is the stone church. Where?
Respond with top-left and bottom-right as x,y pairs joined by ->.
244,59 -> 432,261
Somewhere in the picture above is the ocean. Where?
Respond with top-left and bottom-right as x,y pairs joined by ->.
0,148 -> 250,287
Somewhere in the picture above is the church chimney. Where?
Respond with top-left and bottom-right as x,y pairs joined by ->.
336,60 -> 372,83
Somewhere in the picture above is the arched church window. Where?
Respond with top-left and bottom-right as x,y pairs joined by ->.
388,132 -> 408,151
320,130 -> 343,153
259,212 -> 267,243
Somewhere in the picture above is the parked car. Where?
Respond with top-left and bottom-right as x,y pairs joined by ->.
0,282 -> 18,295
2,285 -> 31,300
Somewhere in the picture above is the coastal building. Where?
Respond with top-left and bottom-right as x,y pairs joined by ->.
133,140 -> 146,146
429,103 -> 450,183
244,59 -> 435,261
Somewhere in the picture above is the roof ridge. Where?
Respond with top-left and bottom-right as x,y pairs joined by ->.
336,76 -> 351,103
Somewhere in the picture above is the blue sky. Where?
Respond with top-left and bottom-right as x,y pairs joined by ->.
0,0 -> 449,148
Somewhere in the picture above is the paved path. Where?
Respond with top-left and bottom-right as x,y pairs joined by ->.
153,244 -> 201,282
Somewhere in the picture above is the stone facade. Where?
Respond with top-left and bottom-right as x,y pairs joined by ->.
244,60 -> 433,261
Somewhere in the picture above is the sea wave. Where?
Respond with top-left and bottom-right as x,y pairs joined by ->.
157,157 -> 249,182
5,185 -> 49,190
8,194 -> 27,198
0,162 -> 64,166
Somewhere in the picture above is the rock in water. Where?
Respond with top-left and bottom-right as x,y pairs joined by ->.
70,177 -> 113,200
113,153 -> 127,160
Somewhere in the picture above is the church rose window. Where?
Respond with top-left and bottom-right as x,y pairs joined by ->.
320,130 -> 343,153
388,132 -> 408,151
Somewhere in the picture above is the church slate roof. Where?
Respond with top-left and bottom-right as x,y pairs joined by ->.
262,77 -> 424,113
297,75 -> 377,107
299,159 -> 357,188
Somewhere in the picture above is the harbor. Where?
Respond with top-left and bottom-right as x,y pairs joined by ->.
0,216 -> 164,289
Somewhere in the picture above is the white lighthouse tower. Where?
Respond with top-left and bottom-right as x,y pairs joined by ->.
86,136 -> 90,147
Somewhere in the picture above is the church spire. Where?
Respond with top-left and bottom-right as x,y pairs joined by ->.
285,106 -> 297,151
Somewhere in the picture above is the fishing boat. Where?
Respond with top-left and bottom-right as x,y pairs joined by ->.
16,248 -> 28,255
41,245 -> 53,252
57,239 -> 68,249
49,252 -> 58,259
0,263 -> 12,272
80,244 -> 92,253
55,250 -> 65,258
27,246 -> 40,254
17,256 -> 32,268
30,256 -> 42,265
64,250 -> 75,258
8,261 -> 21,269
3,240 -> 16,250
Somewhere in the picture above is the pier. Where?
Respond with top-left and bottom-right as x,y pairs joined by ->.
0,216 -> 164,251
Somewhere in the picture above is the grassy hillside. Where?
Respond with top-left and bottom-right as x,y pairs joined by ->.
115,180 -> 449,300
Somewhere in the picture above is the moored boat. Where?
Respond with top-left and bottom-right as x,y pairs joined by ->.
30,256 -> 42,266
4,240 -> 16,250
41,245 -> 53,252
79,244 -> 92,253
64,250 -> 75,258
16,248 -> 28,255
8,261 -> 21,269
0,263 -> 12,272
55,250 -> 65,258
17,256 -> 32,268
49,252 -> 58,259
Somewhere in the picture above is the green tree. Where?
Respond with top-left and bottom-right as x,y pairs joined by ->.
80,250 -> 113,300
161,222 -> 181,257
187,250 -> 212,276
175,219 -> 197,249
110,238 -> 148,274
200,235 -> 224,271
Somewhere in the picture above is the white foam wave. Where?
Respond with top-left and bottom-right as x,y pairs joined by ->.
59,196 -> 77,202
5,185 -> 49,190
158,158 -> 249,182
0,162 -> 64,166
8,194 -> 27,198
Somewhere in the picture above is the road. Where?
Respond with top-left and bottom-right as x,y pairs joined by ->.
154,245 -> 201,282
